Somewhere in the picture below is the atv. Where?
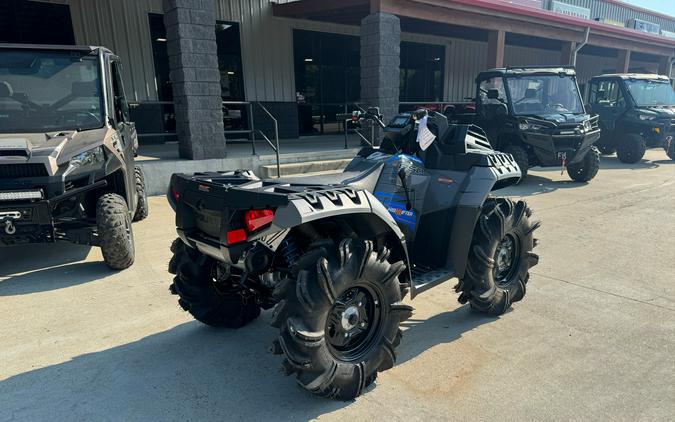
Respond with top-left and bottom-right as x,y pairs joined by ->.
0,44 -> 148,270
166,108 -> 540,400
472,66 -> 601,182
587,73 -> 675,163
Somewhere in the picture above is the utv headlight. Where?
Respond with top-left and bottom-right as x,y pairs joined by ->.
69,146 -> 105,169
583,120 -> 593,131
518,122 -> 530,131
639,114 -> 656,121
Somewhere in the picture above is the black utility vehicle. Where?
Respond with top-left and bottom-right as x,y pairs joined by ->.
0,44 -> 148,269
468,66 -> 601,182
587,73 -> 675,162
167,108 -> 540,400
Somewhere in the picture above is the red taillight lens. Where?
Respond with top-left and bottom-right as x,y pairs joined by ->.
171,186 -> 181,203
244,209 -> 274,232
226,229 -> 247,245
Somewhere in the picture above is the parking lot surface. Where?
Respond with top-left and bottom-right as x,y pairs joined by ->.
1,150 -> 674,421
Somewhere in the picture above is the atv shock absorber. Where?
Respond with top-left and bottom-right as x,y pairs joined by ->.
280,236 -> 300,267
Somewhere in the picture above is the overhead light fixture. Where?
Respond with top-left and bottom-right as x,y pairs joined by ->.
156,37 -> 167,42
433,57 -> 441,61
227,71 -> 235,75
217,24 -> 232,31
304,58 -> 313,63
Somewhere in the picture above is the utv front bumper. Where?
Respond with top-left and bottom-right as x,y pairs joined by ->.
523,127 -> 600,166
0,180 -> 107,246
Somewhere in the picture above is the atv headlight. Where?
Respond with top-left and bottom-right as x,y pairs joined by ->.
69,146 -> 105,169
639,114 -> 656,121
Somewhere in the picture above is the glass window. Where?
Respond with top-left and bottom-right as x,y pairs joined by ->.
400,42 -> 445,103
0,1 -> 75,45
148,13 -> 171,101
589,80 -> 620,105
0,49 -> 104,133
293,30 -> 360,135
506,75 -> 583,115
625,79 -> 675,106
216,21 -> 245,102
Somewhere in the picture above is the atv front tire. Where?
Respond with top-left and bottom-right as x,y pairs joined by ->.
133,166 -> 149,222
97,193 -> 135,270
271,238 -> 412,400
456,198 -> 539,315
616,134 -> 646,164
168,239 -> 260,328
503,145 -> 529,182
567,146 -> 600,182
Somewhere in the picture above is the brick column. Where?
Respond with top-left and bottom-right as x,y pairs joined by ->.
487,30 -> 505,69
360,12 -> 400,127
164,0 -> 225,160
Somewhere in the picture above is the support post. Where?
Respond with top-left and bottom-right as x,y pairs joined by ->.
487,30 -> 505,69
658,56 -> 672,76
561,41 -> 576,66
360,12 -> 401,126
616,49 -> 631,74
164,0 -> 226,160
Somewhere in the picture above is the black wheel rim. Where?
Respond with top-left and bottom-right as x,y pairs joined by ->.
325,285 -> 384,362
493,233 -> 520,287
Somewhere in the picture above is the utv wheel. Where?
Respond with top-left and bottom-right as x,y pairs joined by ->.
616,134 -> 646,164
132,166 -> 149,222
456,198 -> 540,315
97,193 -> 135,270
665,137 -> 675,161
168,238 -> 260,328
271,238 -> 412,400
503,145 -> 528,182
596,143 -> 615,155
567,146 -> 600,182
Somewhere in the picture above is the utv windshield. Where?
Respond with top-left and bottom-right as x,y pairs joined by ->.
0,49 -> 104,133
506,75 -> 584,115
625,79 -> 675,106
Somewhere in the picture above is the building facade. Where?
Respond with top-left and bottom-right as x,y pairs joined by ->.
1,0 -> 674,158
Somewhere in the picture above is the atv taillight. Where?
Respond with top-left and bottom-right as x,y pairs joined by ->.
171,186 -> 181,203
244,209 -> 274,232
227,229 -> 247,245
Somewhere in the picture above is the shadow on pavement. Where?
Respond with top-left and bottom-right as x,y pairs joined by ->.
0,261 -> 113,296
0,305 -> 496,420
500,175 -> 583,197
0,243 -> 92,277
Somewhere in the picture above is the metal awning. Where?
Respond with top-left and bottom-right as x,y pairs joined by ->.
272,0 -> 675,57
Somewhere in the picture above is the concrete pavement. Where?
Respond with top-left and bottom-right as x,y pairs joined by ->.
1,149 -> 674,421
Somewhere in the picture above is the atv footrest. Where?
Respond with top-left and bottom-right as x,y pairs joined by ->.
410,266 -> 456,298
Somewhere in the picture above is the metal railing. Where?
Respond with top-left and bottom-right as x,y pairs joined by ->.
255,102 -> 280,178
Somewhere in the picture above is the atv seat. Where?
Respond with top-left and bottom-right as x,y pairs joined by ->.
274,161 -> 384,193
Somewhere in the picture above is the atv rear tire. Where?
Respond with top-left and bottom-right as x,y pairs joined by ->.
503,145 -> 528,182
168,239 -> 260,328
665,137 -> 675,161
567,146 -> 600,182
97,193 -> 135,270
132,166 -> 149,222
456,198 -> 539,315
616,134 -> 646,164
271,238 -> 412,400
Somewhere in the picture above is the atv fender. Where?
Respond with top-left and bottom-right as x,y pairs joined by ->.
250,188 -> 413,290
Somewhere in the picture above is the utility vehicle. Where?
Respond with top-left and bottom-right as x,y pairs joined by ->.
468,66 -> 601,182
0,44 -> 148,269
167,108 -> 540,400
587,73 -> 675,162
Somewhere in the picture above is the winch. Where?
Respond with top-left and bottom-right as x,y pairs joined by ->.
0,211 -> 21,235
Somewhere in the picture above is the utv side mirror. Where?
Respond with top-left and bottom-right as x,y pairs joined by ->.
487,89 -> 500,100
